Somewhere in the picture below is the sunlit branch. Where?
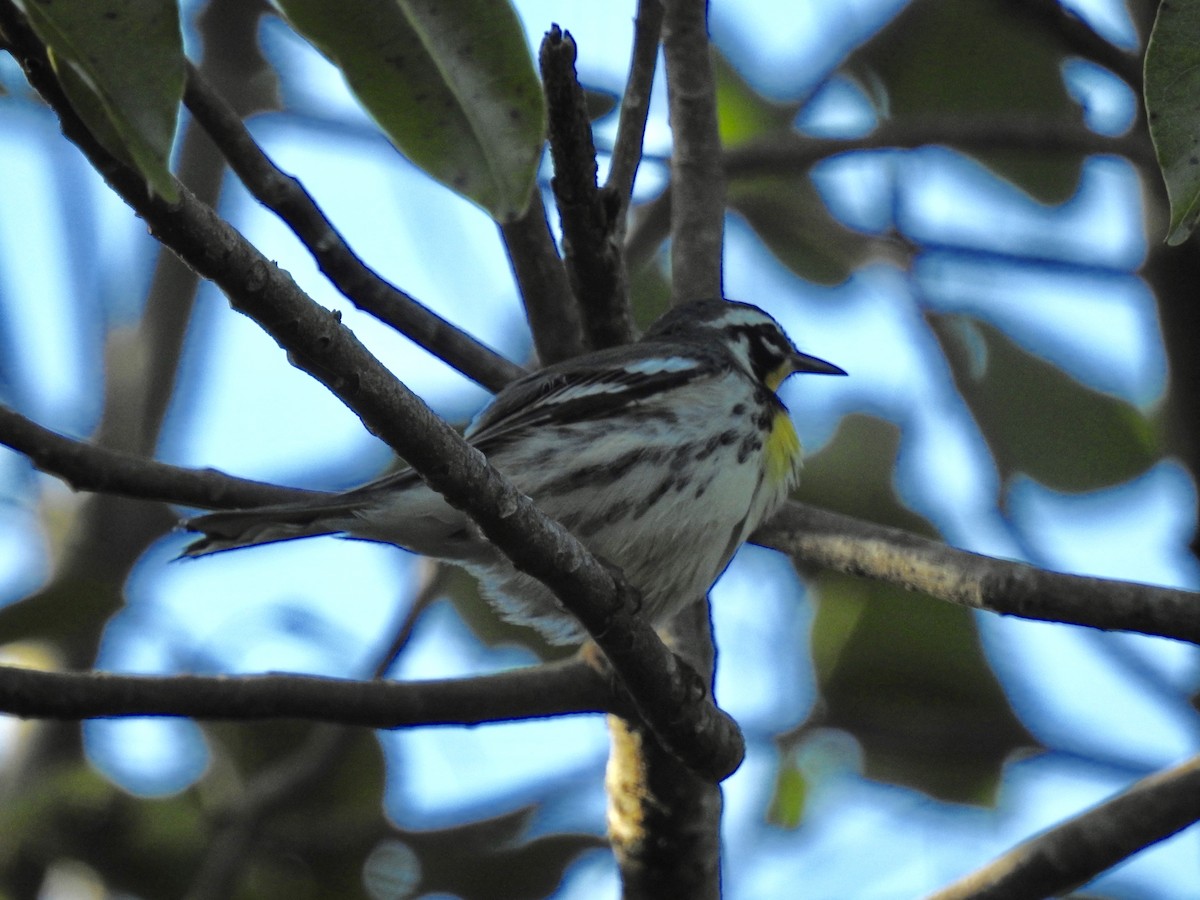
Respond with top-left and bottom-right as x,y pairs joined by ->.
927,755 -> 1200,900
755,502 -> 1200,645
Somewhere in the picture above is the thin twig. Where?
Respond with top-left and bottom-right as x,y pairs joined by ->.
754,502 -> 1200,645
498,190 -> 585,364
927,754 -> 1200,900
605,0 -> 664,213
540,25 -> 633,349
185,562 -> 461,900
183,63 -> 524,394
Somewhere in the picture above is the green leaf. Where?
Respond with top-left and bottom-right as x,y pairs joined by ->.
846,0 -> 1083,203
932,315 -> 1159,492
277,0 -> 546,222
1145,0 -> 1200,245
766,755 -> 809,829
808,575 -> 1038,805
13,0 -> 183,200
713,50 -> 797,148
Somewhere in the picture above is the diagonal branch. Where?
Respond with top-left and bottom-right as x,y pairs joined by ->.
0,2 -> 742,782
498,190 -> 586,364
754,502 -> 1200,644
182,63 -> 524,394
927,754 -> 1200,900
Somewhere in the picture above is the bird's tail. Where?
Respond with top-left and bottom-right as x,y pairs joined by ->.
180,496 -> 365,557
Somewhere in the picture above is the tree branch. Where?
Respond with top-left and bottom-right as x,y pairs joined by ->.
928,754 -> 1200,900
0,2 -> 742,782
754,502 -> 1200,644
661,0 -> 725,301
498,190 -> 586,364
605,0 -> 664,213
540,25 -> 634,349
0,403 -> 320,510
6,402 -> 1198,647
624,120 -> 1152,273
0,659 -> 615,726
182,63 -> 524,394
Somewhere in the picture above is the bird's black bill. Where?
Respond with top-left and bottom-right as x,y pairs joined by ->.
791,351 -> 847,377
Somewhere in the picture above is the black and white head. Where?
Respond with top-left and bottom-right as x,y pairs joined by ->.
644,299 -> 846,390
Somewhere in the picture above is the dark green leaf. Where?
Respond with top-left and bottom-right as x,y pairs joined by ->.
1145,0 -> 1200,244
932,315 -> 1159,492
808,575 -> 1038,805
846,0 -> 1083,203
13,0 -> 182,200
277,0 -> 546,222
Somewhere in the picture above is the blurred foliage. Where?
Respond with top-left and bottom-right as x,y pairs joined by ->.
933,314 -> 1159,494
845,0 -> 1085,203
792,415 -> 1037,804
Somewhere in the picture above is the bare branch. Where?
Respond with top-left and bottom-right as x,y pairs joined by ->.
182,63 -> 524,394
540,25 -> 634,349
0,3 -> 742,782
606,0 -> 664,212
661,0 -> 725,301
8,399 -> 1195,649
0,403 -> 320,510
722,119 -> 1157,175
928,755 -> 1200,900
498,191 -> 586,364
754,502 -> 1200,645
0,659 -> 613,726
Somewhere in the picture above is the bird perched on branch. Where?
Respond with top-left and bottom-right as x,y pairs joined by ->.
184,298 -> 845,644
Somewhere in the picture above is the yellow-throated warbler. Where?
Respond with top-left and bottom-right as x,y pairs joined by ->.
184,299 -> 845,643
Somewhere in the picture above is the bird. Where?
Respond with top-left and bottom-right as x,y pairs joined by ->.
183,298 -> 846,644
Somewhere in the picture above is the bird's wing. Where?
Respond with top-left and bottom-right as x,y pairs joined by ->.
465,341 -> 724,452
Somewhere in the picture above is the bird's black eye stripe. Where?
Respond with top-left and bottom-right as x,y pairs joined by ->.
740,325 -> 790,383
